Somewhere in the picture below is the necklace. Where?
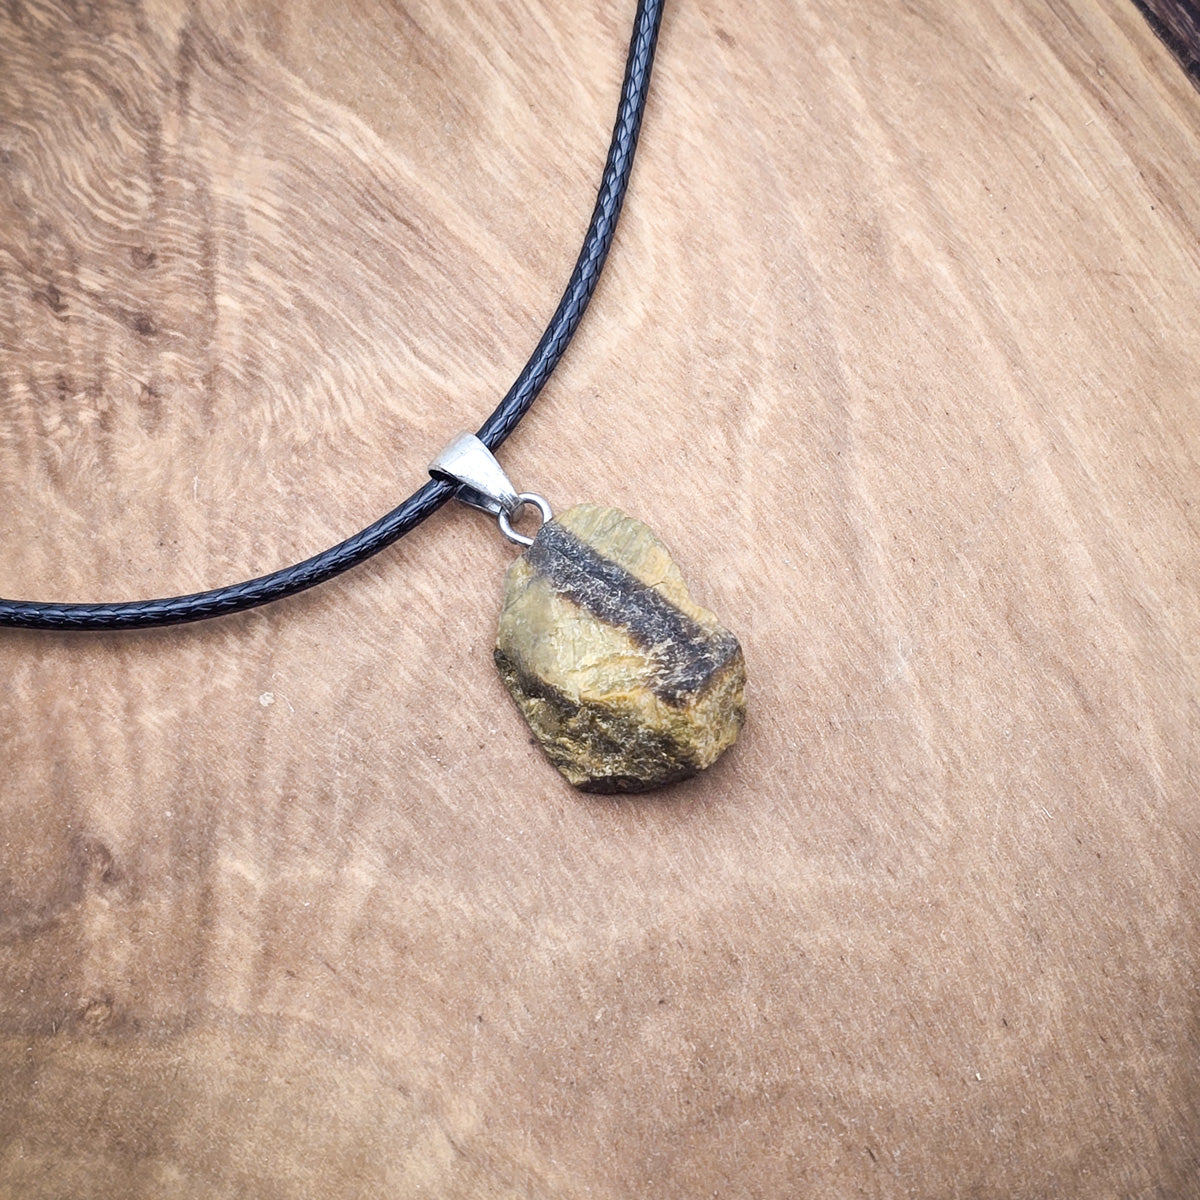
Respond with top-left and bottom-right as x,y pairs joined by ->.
0,0 -> 745,792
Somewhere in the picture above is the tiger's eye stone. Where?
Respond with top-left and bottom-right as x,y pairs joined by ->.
494,504 -> 746,792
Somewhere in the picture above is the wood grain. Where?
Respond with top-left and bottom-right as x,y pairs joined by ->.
1,0 -> 1198,1196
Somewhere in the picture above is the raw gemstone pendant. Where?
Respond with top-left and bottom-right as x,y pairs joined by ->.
496,503 -> 745,791
430,435 -> 746,792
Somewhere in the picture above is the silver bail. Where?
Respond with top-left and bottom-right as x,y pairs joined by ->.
429,431 -> 553,547
428,431 -> 520,517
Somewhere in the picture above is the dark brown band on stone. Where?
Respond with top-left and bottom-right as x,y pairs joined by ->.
493,647 -> 701,792
524,521 -> 740,705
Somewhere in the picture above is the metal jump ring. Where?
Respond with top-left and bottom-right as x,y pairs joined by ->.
498,493 -> 553,547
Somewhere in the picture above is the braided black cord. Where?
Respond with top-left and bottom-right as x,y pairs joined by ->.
0,0 -> 665,631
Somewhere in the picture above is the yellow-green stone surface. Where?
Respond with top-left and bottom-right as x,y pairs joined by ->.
494,504 -> 746,792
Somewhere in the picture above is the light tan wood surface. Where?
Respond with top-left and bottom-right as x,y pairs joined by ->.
1,1 -> 1198,1196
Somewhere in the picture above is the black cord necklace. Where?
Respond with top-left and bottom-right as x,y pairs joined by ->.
1,0 -> 746,793
0,0 -> 662,632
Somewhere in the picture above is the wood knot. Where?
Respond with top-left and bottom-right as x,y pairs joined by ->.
79,996 -> 115,1031
77,835 -> 121,887
33,283 -> 69,318
130,311 -> 158,337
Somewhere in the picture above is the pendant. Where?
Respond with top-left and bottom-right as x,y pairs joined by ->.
430,434 -> 746,793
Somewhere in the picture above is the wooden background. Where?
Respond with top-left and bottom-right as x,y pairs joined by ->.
1,0 -> 1198,1196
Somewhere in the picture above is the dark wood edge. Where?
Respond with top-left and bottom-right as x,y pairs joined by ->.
1131,0 -> 1200,86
